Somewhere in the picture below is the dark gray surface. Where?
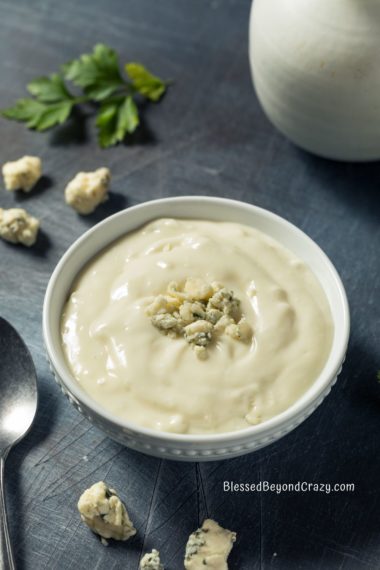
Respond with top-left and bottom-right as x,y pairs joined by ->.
0,0 -> 379,568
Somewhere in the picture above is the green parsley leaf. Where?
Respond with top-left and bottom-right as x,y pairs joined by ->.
377,371 -> 380,383
1,98 -> 73,131
96,95 -> 139,148
1,98 -> 46,123
96,100 -> 119,148
118,96 -> 139,134
27,73 -> 74,103
32,101 -> 73,131
63,44 -> 124,101
1,44 -> 170,147
125,62 -> 167,101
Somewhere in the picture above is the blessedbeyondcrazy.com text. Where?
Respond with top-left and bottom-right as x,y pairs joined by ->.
223,481 -> 355,495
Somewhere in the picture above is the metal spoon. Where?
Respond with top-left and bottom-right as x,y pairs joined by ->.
0,318 -> 38,570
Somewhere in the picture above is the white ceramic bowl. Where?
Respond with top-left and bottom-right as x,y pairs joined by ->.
43,197 -> 350,462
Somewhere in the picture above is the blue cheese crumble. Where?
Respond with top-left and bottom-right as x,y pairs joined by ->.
146,278 -> 252,359
77,481 -> 136,543
2,155 -> 42,192
140,549 -> 164,570
0,207 -> 39,246
184,519 -> 236,569
65,167 -> 110,214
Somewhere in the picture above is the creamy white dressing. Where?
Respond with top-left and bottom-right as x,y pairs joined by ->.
61,218 -> 333,435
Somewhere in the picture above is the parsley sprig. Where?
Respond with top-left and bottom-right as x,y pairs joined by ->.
1,44 -> 168,148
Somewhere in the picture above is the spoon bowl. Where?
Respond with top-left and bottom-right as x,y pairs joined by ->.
0,317 -> 38,570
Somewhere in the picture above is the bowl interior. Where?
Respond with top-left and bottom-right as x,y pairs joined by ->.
43,196 -> 349,441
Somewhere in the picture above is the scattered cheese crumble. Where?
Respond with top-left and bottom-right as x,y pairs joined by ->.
2,155 -> 42,192
65,167 -> 111,214
0,208 -> 39,246
146,278 -> 252,358
184,519 -> 236,569
140,549 -> 164,570
77,481 -> 136,542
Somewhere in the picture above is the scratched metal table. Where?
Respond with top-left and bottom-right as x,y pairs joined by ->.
0,0 -> 379,568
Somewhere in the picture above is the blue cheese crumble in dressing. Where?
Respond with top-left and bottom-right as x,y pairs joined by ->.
61,218 -> 333,435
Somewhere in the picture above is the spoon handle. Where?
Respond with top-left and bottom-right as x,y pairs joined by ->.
0,455 -> 15,570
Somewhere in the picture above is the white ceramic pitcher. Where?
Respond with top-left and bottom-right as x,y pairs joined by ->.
249,0 -> 380,161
